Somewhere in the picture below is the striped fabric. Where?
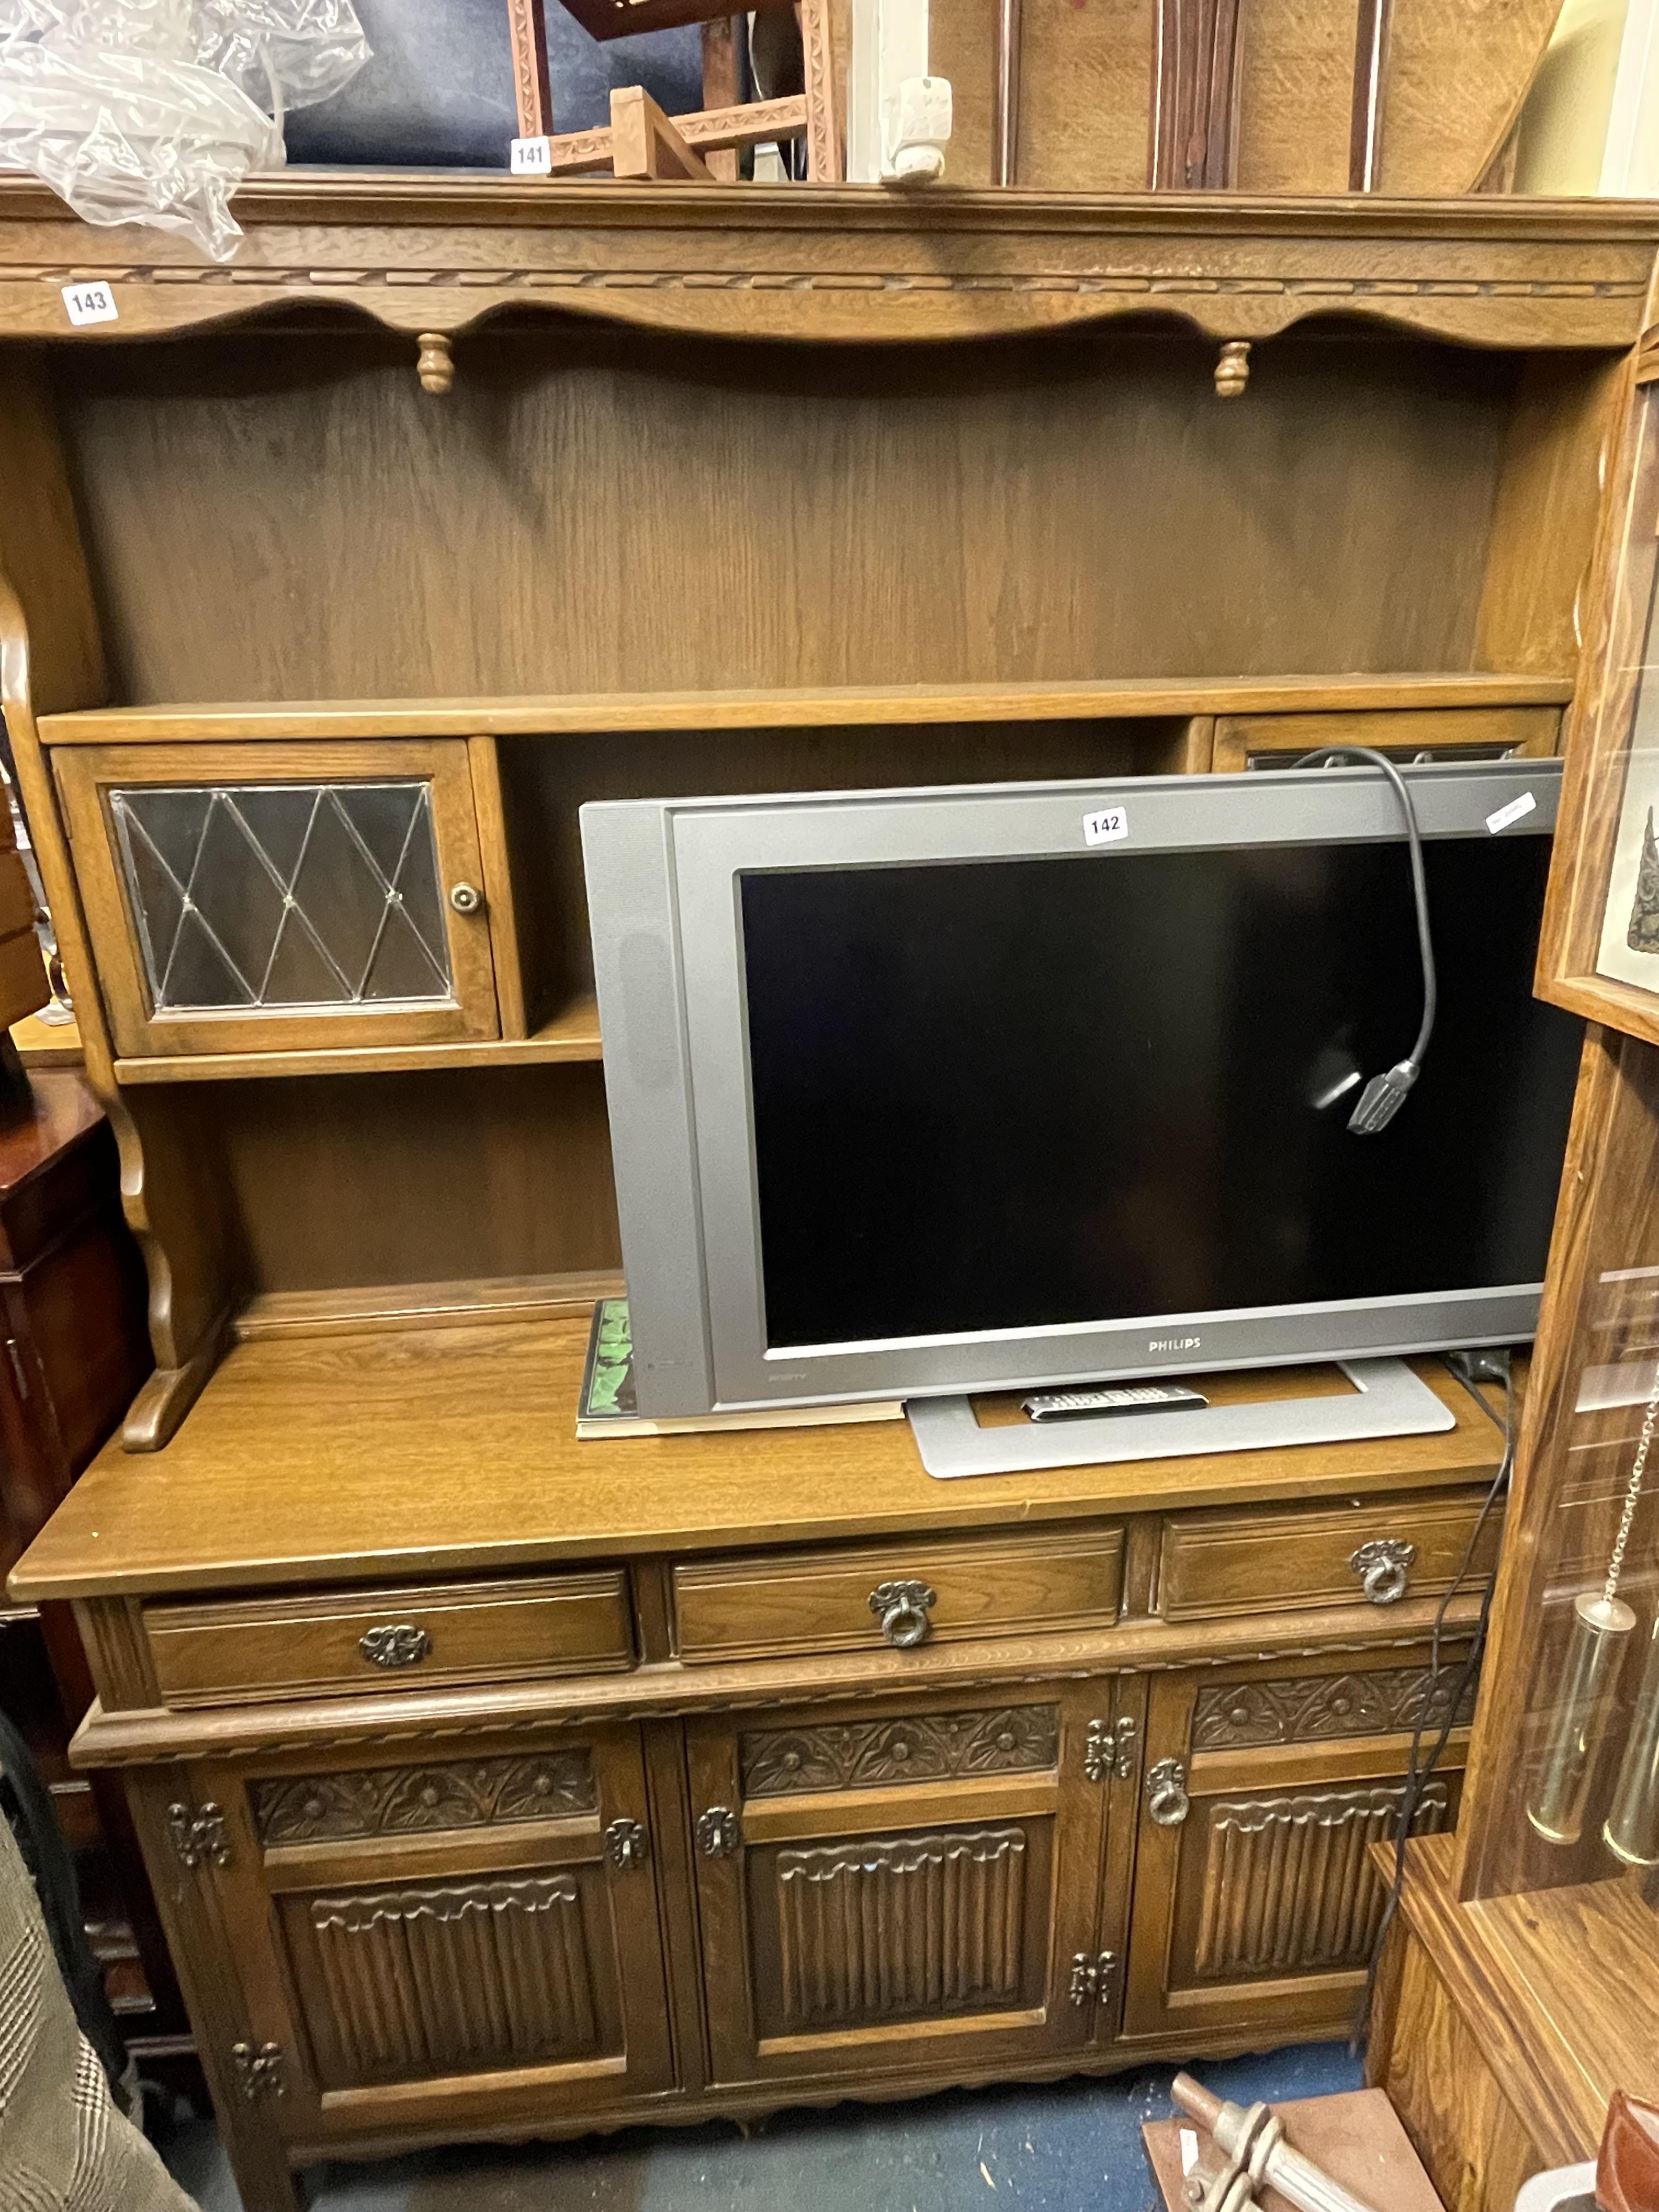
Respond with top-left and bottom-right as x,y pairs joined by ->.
0,1818 -> 195,2212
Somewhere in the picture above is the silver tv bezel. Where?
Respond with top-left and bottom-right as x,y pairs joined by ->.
582,757 -> 1564,1420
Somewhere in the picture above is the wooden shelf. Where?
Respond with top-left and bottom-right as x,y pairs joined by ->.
0,180 -> 1651,354
8,1330 -> 1504,1601
112,992 -> 601,1085
234,1267 -> 622,1342
38,673 -> 1575,747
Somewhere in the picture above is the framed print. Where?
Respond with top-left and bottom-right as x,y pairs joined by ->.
1538,362 -> 1659,1046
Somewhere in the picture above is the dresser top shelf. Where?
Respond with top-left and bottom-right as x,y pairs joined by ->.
36,673 -> 1576,746
1,181 -> 1654,351
8,1320 -> 1507,1601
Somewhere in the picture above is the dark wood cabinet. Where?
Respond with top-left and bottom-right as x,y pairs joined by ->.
3,179 -> 1647,2212
129,1724 -> 675,2155
0,1071 -> 179,2042
685,1685 -> 1117,2087
1121,1653 -> 1473,2049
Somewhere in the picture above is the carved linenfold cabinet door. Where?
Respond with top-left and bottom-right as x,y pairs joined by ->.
1121,1655 -> 1474,2045
53,740 -> 501,1059
685,1684 -> 1122,2087
154,1724 -> 674,2146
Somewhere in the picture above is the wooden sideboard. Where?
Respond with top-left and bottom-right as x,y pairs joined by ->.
2,181 -> 1654,2203
12,1329 -> 1508,2211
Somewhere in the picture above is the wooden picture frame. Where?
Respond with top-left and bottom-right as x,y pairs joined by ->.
1537,358 -> 1659,1046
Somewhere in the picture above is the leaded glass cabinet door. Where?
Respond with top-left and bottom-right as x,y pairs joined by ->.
57,741 -> 500,1058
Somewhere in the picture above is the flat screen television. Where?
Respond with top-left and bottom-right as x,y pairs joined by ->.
582,757 -> 1582,1421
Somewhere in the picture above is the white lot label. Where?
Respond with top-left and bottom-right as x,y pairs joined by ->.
1486,789 -> 1537,835
510,135 -> 552,174
61,281 -> 117,326
1084,804 -> 1129,847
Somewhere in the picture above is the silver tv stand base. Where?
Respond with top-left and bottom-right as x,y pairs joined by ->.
906,1357 -> 1454,1480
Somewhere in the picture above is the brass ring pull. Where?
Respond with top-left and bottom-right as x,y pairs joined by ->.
359,1623 -> 432,1669
1146,1758 -> 1190,1827
868,1579 -> 936,1647
1350,1538 -> 1416,1606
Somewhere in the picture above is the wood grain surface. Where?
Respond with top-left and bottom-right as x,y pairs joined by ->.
0,183 -> 1649,351
7,1327 -> 1504,1599
49,331 -> 1527,708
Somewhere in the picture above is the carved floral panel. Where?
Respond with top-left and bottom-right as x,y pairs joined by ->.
251,1750 -> 596,1845
741,1706 -> 1059,1797
1190,1667 -> 1477,1752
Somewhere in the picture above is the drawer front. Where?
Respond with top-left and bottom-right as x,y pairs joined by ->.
1157,1488 -> 1502,1622
145,1571 -> 634,1706
1211,706 -> 1559,774
673,1525 -> 1123,1664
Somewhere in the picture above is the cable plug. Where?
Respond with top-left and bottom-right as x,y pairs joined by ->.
1346,1060 -> 1418,1134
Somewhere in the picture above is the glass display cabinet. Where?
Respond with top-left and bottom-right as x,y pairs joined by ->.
1370,348 -> 1659,2212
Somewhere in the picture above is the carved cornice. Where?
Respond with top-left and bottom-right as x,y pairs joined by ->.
0,183 -> 1651,350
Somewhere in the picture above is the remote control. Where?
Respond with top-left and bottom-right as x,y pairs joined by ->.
1020,1384 -> 1210,1423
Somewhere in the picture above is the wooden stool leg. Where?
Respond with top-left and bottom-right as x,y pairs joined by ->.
702,19 -> 741,179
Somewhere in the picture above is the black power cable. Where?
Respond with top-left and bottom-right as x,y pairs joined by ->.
1293,746 -> 1438,1134
1352,1350 -> 1514,2050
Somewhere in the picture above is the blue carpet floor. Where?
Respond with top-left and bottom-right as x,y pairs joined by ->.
163,2042 -> 1362,2212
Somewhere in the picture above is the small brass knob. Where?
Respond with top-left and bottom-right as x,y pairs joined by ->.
449,882 -> 484,915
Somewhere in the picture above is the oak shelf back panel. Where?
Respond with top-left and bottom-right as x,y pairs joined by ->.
126,1063 -> 621,1302
55,325 -> 1523,708
498,716 -> 1188,1014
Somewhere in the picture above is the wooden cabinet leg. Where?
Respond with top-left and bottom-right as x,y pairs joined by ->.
120,1768 -> 303,2212
216,2134 -> 307,2212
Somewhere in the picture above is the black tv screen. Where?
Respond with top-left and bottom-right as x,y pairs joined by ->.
740,836 -> 1581,1351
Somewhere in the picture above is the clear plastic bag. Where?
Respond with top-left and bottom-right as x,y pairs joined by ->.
0,0 -> 369,262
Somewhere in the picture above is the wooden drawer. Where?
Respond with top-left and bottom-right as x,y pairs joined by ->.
1156,1487 -> 1502,1623
144,1571 -> 634,1707
1210,706 -> 1559,774
673,1523 -> 1124,1664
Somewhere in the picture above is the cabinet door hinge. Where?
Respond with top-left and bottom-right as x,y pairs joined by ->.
230,2040 -> 285,2102
167,1800 -> 232,1870
1068,1949 -> 1119,2008
1083,1715 -> 1138,1782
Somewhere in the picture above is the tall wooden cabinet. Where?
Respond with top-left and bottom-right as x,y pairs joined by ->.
1368,328 -> 1659,2212
3,185 -> 1656,2207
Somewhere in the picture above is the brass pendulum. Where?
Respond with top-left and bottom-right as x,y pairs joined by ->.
1604,1611 -> 1659,1865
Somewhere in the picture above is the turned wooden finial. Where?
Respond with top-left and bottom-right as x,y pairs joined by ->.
416,332 -> 454,395
1215,341 -> 1251,398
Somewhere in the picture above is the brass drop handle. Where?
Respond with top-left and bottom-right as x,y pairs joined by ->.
448,882 -> 484,916
1146,1758 -> 1190,1826
1350,1538 -> 1417,1606
359,1623 -> 432,1669
868,1579 -> 936,1647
